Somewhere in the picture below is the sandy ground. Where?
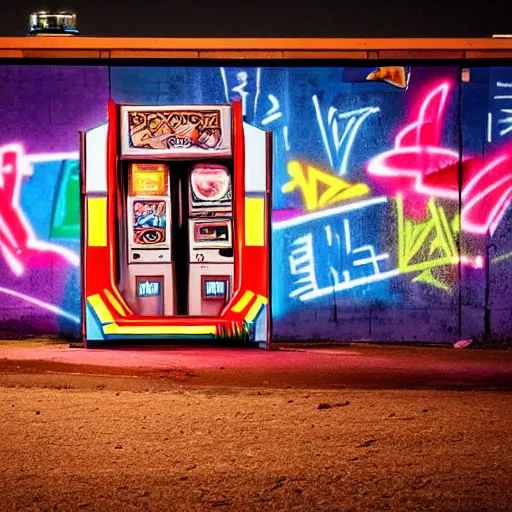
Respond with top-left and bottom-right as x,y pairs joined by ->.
1,341 -> 511,391
1,369 -> 512,511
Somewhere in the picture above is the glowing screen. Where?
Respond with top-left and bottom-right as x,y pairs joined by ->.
195,223 -> 229,242
133,200 -> 167,245
130,163 -> 169,196
137,280 -> 161,297
203,280 -> 227,299
190,165 -> 231,204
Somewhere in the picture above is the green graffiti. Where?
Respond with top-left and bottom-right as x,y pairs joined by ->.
491,250 -> 512,264
413,269 -> 452,292
396,194 -> 459,289
50,160 -> 80,240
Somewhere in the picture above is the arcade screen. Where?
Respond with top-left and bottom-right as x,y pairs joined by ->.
133,200 -> 167,245
130,163 -> 169,196
194,222 -> 230,243
190,164 -> 231,209
202,277 -> 229,300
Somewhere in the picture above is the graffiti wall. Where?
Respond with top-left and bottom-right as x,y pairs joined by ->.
109,64 -> 512,342
1,62 -> 511,342
269,65 -> 511,342
460,67 -> 512,342
0,65 -> 109,338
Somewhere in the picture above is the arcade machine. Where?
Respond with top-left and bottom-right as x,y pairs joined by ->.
82,101 -> 272,345
188,163 -> 234,316
124,163 -> 174,316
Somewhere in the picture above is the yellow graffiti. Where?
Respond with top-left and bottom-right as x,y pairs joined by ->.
397,194 -> 460,290
281,161 -> 370,211
366,66 -> 408,89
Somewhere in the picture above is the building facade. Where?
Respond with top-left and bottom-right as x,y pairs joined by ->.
0,37 -> 511,345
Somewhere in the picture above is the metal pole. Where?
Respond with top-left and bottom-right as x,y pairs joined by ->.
484,242 -> 496,340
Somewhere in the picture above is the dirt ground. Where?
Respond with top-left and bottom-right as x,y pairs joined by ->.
1,363 -> 512,511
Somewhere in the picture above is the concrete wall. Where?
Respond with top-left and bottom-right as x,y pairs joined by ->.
0,65 -> 109,338
1,63 -> 511,343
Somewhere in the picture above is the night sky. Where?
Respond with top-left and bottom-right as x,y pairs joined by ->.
0,0 -> 510,37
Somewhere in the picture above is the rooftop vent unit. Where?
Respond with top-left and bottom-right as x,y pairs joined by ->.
28,11 -> 79,36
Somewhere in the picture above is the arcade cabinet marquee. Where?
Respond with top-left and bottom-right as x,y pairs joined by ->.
81,101 -> 271,345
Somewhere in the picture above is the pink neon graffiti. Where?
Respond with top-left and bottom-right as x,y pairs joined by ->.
0,144 -> 79,276
460,155 -> 512,235
0,286 -> 79,323
458,255 -> 484,269
367,82 -> 512,234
